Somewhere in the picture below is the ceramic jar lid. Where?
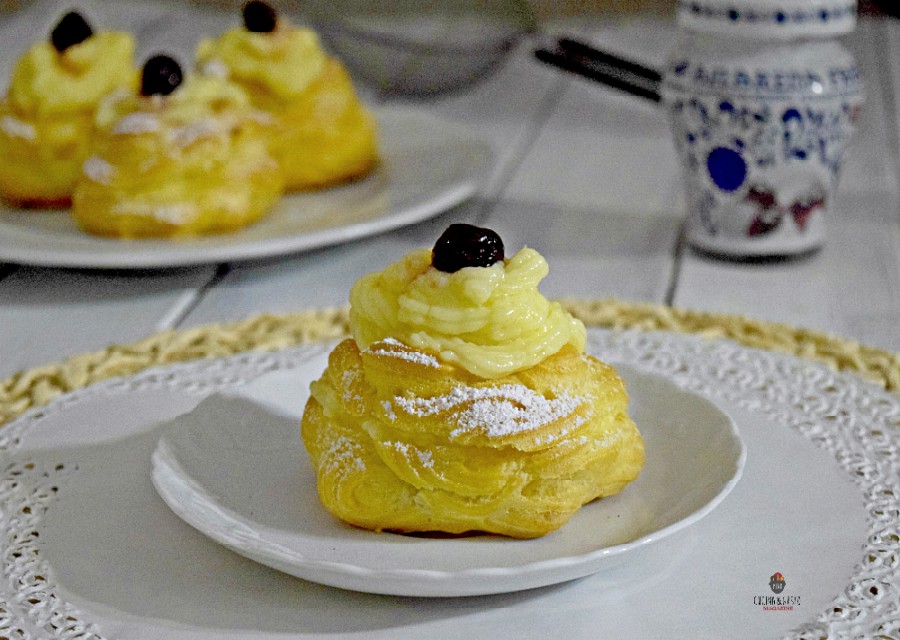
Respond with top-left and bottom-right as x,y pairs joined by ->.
677,0 -> 857,37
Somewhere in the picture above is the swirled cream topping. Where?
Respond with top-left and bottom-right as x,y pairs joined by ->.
8,32 -> 136,116
350,247 -> 586,379
196,23 -> 326,99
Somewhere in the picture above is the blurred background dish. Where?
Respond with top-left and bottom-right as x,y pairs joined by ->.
312,13 -> 525,97
304,0 -> 536,97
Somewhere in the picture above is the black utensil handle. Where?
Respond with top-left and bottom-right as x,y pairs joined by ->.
556,37 -> 662,83
534,45 -> 661,103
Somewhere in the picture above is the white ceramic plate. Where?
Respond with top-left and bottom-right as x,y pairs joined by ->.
0,108 -> 492,269
150,356 -> 745,597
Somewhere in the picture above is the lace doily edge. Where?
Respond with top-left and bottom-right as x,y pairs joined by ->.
1,298 -> 897,429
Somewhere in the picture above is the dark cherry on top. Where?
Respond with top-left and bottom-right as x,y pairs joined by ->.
50,11 -> 93,52
432,224 -> 505,273
243,0 -> 278,33
140,55 -> 183,97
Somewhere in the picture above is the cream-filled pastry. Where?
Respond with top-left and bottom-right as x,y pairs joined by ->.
196,0 -> 378,192
0,11 -> 137,207
302,224 -> 645,538
71,55 -> 283,238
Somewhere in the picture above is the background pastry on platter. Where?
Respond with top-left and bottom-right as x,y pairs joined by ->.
302,224 -> 645,539
0,11 -> 137,208
196,0 -> 379,192
72,54 -> 283,238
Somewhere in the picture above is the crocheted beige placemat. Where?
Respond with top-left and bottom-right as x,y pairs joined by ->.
1,299 -> 898,428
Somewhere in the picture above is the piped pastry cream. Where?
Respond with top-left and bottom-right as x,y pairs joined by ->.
302,224 -> 645,538
195,0 -> 378,191
0,12 -> 137,207
71,55 -> 283,238
350,243 -> 586,379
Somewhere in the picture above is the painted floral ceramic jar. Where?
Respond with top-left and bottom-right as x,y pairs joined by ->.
664,0 -> 863,259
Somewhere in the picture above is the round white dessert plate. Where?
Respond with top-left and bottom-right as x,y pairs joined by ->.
150,353 -> 745,597
0,107 -> 492,269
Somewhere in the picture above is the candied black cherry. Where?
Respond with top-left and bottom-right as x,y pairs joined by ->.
432,224 -> 505,273
140,55 -> 183,97
50,11 -> 93,52
243,0 -> 277,33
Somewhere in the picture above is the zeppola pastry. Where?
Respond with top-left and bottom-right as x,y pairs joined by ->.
195,0 -> 378,191
72,55 -> 283,238
302,224 -> 645,538
0,11 -> 136,207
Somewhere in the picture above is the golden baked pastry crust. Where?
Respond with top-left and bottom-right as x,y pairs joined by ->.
197,21 -> 378,192
302,338 -> 645,539
71,77 -> 283,239
0,32 -> 136,208
248,58 -> 378,191
0,106 -> 91,207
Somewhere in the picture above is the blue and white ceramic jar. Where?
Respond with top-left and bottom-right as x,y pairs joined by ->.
664,0 -> 863,259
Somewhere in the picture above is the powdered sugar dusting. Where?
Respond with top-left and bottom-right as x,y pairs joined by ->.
323,435 -> 365,474
392,441 -> 409,454
382,400 -> 397,422
173,120 -> 220,148
82,156 -> 114,184
387,441 -> 437,472
368,338 -> 442,368
1,115 -> 36,140
391,384 -> 586,439
200,59 -> 229,79
113,112 -> 161,135
111,202 -> 195,224
533,415 -> 588,445
417,449 -> 434,468
341,369 -> 362,404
